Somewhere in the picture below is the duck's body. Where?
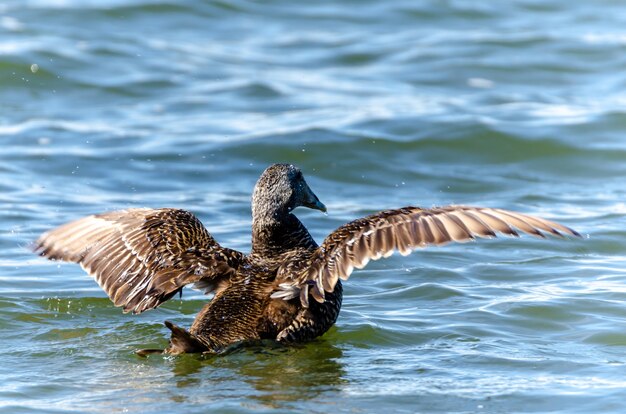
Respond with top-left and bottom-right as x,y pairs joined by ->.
185,257 -> 342,353
34,164 -> 580,355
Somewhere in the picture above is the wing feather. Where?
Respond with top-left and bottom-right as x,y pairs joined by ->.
273,205 -> 580,306
34,208 -> 244,314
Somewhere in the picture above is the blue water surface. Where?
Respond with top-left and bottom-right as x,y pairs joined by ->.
1,1 -> 626,413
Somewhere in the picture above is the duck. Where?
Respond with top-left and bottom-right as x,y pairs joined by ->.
34,163 -> 581,355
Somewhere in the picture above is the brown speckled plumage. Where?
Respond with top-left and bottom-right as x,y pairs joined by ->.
34,163 -> 581,355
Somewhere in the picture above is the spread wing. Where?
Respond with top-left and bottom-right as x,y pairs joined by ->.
34,208 -> 244,314
272,205 -> 581,307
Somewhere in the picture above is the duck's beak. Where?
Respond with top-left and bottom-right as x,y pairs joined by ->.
302,183 -> 327,213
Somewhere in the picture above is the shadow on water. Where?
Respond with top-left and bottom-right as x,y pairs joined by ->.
162,339 -> 346,408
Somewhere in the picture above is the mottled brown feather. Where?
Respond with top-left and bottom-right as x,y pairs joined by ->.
34,208 -> 244,314
273,205 -> 580,306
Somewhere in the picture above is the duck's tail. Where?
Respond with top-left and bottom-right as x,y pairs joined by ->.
135,320 -> 208,356
164,320 -> 208,354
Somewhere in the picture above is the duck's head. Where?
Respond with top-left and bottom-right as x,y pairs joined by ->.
252,164 -> 326,222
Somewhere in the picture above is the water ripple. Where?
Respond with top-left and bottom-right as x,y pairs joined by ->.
2,0 -> 625,412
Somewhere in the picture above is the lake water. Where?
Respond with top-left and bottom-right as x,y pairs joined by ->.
2,1 -> 626,412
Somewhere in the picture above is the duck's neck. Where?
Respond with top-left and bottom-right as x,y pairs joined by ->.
251,212 -> 316,257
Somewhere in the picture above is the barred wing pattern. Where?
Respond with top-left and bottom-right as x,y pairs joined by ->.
34,208 -> 244,314
273,206 -> 581,307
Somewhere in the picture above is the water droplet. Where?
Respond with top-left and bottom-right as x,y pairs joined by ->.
467,78 -> 494,89
30,63 -> 39,73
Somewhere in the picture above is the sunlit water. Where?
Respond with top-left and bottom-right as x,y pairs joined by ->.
2,1 -> 626,412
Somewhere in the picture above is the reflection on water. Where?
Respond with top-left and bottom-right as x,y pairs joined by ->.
163,339 -> 345,408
